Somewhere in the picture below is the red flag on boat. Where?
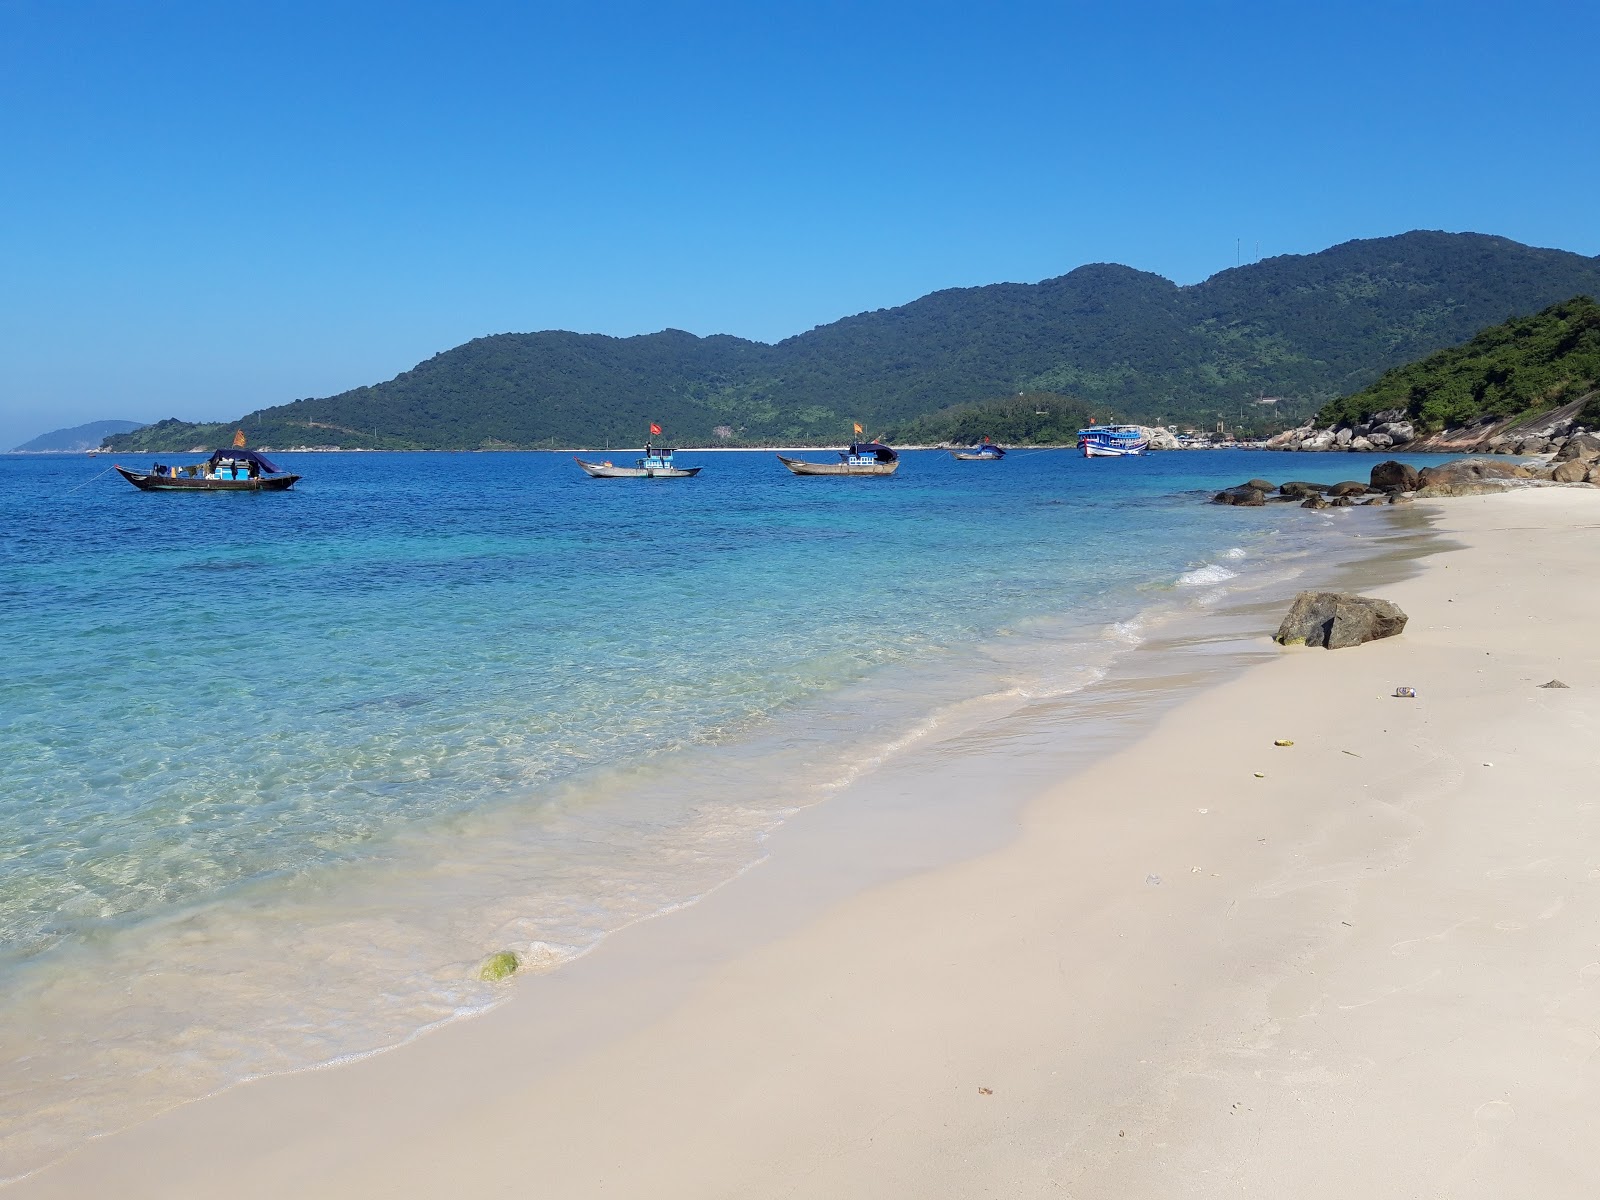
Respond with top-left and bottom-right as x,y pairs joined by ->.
853,422 -> 863,435
232,429 -> 247,448
650,423 -> 662,436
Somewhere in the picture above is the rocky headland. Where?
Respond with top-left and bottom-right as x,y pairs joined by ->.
1266,394 -> 1599,456
1211,443 -> 1600,509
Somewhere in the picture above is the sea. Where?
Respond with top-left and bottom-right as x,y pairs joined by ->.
0,446 -> 1438,1178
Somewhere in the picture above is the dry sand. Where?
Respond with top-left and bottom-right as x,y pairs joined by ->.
15,488 -> 1600,1198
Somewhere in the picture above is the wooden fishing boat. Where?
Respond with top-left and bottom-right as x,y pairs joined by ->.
1077,425 -> 1149,457
115,449 -> 300,491
777,442 -> 900,476
574,444 -> 700,478
950,440 -> 1006,461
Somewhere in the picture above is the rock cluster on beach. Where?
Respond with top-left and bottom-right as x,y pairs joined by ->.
1212,452 -> 1600,508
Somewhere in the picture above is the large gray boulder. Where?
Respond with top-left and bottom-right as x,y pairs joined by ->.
1554,432 -> 1600,463
1370,460 -> 1421,491
1274,592 -> 1409,649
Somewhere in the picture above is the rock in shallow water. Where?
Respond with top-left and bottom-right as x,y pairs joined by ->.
1212,485 -> 1266,506
1274,591 -> 1409,650
478,950 -> 521,982
1370,460 -> 1421,492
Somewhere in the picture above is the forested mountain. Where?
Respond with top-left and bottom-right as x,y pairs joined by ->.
13,419 -> 144,452
1315,296 -> 1600,431
106,232 -> 1600,452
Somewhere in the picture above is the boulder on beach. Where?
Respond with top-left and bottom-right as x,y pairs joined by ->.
1555,432 -> 1600,464
1551,459 -> 1590,483
1300,495 -> 1330,509
1274,591 -> 1409,649
1212,485 -> 1266,506
1329,481 -> 1369,497
1370,460 -> 1421,492
1244,479 -> 1276,492
1415,458 -> 1536,497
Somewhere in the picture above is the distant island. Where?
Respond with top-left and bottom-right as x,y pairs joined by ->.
13,420 -> 145,453
104,231 -> 1600,453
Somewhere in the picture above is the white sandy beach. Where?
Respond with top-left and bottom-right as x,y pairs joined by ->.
15,487 -> 1600,1199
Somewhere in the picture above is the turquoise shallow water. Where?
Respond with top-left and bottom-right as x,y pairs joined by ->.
0,446 -> 1436,1175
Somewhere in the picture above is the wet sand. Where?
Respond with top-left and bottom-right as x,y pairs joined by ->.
15,488 -> 1600,1198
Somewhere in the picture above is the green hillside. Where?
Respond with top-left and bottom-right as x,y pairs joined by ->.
883,393 -> 1093,446
107,231 -> 1600,452
1316,296 -> 1600,431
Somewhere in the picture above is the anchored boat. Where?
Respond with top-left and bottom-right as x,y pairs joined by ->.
574,445 -> 700,478
115,448 -> 300,491
777,441 -> 900,476
1077,425 -> 1149,457
575,422 -> 700,478
950,439 -> 1006,461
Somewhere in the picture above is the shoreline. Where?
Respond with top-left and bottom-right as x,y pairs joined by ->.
17,489 -> 1600,1196
0,489 -> 1410,1183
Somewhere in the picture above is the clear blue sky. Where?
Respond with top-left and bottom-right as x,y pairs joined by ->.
3,0 -> 1597,449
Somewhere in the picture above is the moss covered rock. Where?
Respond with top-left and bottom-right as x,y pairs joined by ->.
478,950 -> 521,983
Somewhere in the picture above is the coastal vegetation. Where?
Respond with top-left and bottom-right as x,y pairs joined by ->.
883,393 -> 1092,445
104,232 -> 1600,452
1316,296 -> 1600,432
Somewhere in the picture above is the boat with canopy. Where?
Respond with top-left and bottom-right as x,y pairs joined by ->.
115,443 -> 300,491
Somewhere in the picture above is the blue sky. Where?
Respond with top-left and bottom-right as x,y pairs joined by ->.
2,0 -> 1597,448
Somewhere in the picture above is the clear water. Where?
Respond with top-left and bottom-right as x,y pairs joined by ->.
0,447 -> 1434,1176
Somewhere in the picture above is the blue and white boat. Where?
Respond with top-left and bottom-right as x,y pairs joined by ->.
574,445 -> 700,477
1077,425 -> 1149,457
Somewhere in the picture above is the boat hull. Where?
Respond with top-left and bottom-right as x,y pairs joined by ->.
950,451 -> 1004,461
1082,444 -> 1142,458
777,455 -> 899,476
115,466 -> 299,491
574,458 -> 700,478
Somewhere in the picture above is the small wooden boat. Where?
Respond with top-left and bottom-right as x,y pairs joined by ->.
574,444 -> 700,478
778,442 -> 900,476
950,439 -> 1006,461
115,449 -> 300,491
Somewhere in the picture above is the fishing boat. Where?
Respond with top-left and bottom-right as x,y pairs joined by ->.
574,444 -> 700,478
114,448 -> 300,491
950,439 -> 1006,461
777,441 -> 899,476
575,421 -> 700,478
1077,425 -> 1150,457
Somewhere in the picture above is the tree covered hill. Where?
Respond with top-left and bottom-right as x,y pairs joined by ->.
106,231 -> 1600,452
1315,296 -> 1600,431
